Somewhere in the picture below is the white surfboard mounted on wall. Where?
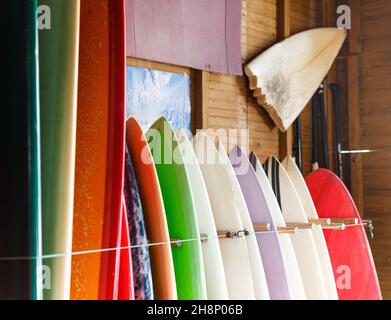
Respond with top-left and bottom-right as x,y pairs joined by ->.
245,28 -> 347,132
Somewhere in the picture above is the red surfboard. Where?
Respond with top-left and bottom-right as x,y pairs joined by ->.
305,169 -> 382,300
98,0 -> 126,300
117,195 -> 134,300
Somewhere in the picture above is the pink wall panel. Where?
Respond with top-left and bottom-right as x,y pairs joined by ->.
125,0 -> 242,75
168,0 -> 186,64
182,0 -> 227,73
126,0 -> 136,56
226,0 -> 243,75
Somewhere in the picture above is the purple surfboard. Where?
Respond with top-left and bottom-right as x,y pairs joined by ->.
229,146 -> 292,300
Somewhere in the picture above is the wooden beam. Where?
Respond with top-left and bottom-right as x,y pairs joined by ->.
347,0 -> 364,215
195,71 -> 210,130
348,0 -> 362,55
277,0 -> 290,41
322,0 -> 336,26
348,55 -> 363,215
277,0 -> 292,159
322,0 -> 337,172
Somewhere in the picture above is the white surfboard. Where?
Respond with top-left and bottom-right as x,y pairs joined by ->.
265,156 -> 328,299
250,153 -> 306,300
177,130 -> 229,300
245,28 -> 347,131
216,144 -> 270,300
282,156 -> 338,300
193,132 -> 256,300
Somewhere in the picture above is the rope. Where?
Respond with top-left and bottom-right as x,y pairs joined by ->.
0,224 -> 370,262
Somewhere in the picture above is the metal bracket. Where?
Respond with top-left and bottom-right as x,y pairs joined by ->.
218,229 -> 250,239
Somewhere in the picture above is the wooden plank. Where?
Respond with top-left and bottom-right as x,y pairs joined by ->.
321,0 -> 337,173
349,0 -> 363,55
278,0 -> 292,160
127,57 -> 192,76
347,0 -> 364,215
126,57 -> 197,133
277,0 -> 290,39
348,54 -> 364,215
195,71 -> 209,130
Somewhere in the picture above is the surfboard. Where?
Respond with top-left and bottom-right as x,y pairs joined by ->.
306,169 -> 382,300
193,132 -> 256,300
245,28 -> 347,131
147,118 -> 206,300
250,153 -> 306,300
217,145 -> 269,300
177,130 -> 229,300
229,147 -> 291,300
124,146 -> 154,300
97,0 -> 126,300
39,0 -> 80,300
71,0 -> 118,300
283,156 -> 338,299
117,195 -> 134,300
265,156 -> 328,299
126,117 -> 177,300
1,0 -> 42,300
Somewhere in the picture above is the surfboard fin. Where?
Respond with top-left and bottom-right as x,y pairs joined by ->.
245,28 -> 347,131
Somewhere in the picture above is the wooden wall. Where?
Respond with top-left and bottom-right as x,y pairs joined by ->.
359,0 -> 391,299
198,0 -> 278,160
127,0 -> 390,298
332,0 -> 391,298
197,0 -> 318,165
290,0 -> 319,176
331,0 -> 390,299
127,0 -> 319,168
199,0 -> 391,298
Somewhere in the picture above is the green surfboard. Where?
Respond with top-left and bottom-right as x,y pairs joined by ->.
1,0 -> 42,300
147,118 -> 206,300
39,0 -> 80,300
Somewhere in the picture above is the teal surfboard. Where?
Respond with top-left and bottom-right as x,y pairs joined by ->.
0,0 -> 42,300
147,118 -> 206,300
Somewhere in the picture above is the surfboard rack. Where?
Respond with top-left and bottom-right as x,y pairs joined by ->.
329,218 -> 359,225
308,218 -> 331,226
277,227 -> 298,234
323,223 -> 346,230
217,230 -> 250,239
286,223 -> 315,230
362,220 -> 373,229
308,218 -> 374,236
253,224 -> 272,232
363,220 -> 375,239
170,238 -> 183,248
170,219 -> 375,247
200,234 -> 208,243
308,217 -> 369,230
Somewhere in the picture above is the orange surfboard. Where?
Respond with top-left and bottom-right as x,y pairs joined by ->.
71,0 -> 126,300
71,0 -> 110,300
126,117 -> 177,300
